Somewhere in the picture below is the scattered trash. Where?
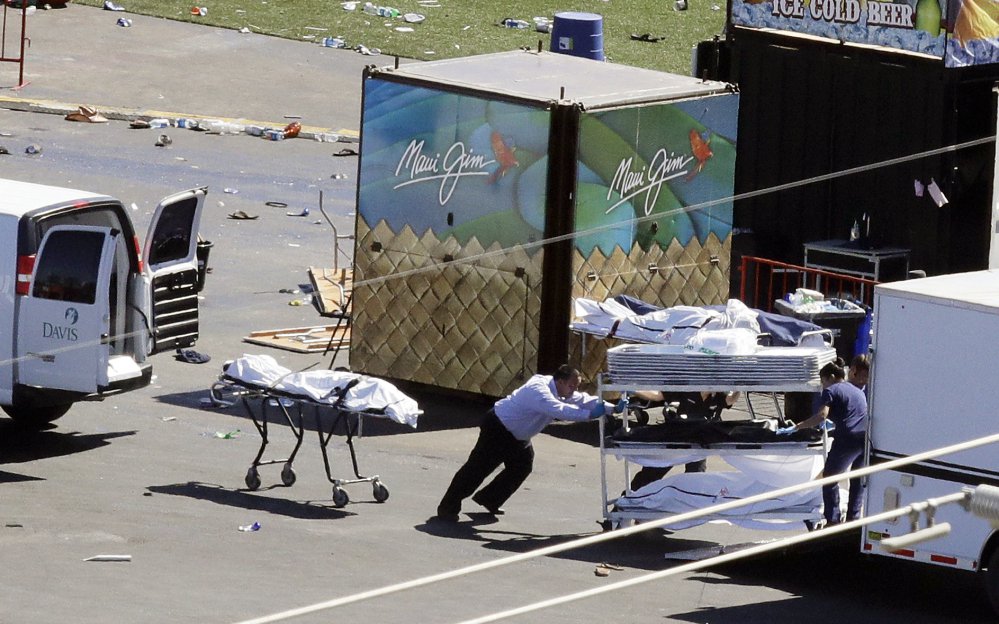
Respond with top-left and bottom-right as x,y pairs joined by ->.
161,416 -> 177,422
129,118 -> 151,129
228,211 -> 259,220
403,12 -> 425,22
263,129 -> 284,141
265,201 -> 288,208
223,187 -> 239,194
130,202 -> 139,211
331,173 -> 349,180
341,1 -> 357,9
213,430 -> 241,439
533,16 -> 551,32
333,147 -> 358,156
65,105 -> 109,123
84,555 -> 132,562
190,6 -> 207,16
283,122 -> 302,139
288,243 -> 302,248
500,17 -> 530,28
0,146 -> 9,155
630,33 -> 663,43
321,36 -> 346,47
278,288 -> 300,294
175,348 -> 211,364
287,207 -> 310,217
238,522 -> 261,532
675,0 -> 688,9
594,562 -> 624,576
116,17 -> 132,26
6,523 -> 23,528
711,3 -> 722,9
25,144 -> 41,155
149,118 -> 170,128
314,132 -> 341,142
245,125 -> 264,137
155,134 -> 172,147
395,26 -> 414,32
103,0 -> 125,10
355,45 -> 381,55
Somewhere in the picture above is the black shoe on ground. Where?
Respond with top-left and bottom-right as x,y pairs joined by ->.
472,493 -> 505,515
431,510 -> 459,523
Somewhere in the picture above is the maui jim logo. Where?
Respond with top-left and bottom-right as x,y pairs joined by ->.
392,139 -> 496,206
606,148 -> 694,217
42,307 -> 80,341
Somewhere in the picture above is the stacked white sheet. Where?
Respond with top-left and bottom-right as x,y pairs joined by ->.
224,354 -> 420,428
605,343 -> 837,388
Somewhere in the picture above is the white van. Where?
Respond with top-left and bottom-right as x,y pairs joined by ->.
0,178 -> 207,427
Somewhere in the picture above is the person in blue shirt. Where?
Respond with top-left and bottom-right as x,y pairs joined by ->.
434,365 -> 621,522
779,358 -> 868,525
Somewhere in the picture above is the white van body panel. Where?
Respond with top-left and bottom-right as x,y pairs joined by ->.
0,213 -> 19,404
16,226 -> 117,394
862,270 -> 999,573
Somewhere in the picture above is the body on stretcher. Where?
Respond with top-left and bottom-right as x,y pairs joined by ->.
210,354 -> 421,508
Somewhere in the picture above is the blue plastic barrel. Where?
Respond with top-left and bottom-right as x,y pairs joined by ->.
550,12 -> 605,61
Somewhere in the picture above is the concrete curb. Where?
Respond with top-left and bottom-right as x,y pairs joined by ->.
0,95 -> 360,143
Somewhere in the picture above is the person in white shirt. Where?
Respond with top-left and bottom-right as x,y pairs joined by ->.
434,365 -> 621,522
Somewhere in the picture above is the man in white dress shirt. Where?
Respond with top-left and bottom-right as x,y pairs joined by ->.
434,364 -> 620,522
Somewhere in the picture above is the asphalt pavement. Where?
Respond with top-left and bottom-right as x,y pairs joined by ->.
1,6 -> 996,624
0,1 -> 373,138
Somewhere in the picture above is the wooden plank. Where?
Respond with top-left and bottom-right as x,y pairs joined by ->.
308,266 -> 352,317
243,324 -> 350,354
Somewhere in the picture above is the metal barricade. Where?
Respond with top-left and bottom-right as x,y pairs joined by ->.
1,1 -> 29,89
739,255 -> 877,312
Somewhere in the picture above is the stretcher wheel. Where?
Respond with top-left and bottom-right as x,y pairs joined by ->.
245,467 -> 261,491
373,482 -> 389,503
281,464 -> 296,486
332,487 -> 350,508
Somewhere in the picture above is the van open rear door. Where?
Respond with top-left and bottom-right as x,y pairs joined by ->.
142,187 -> 207,354
15,226 -> 117,394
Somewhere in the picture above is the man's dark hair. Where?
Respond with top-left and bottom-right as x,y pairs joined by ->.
554,364 -> 580,381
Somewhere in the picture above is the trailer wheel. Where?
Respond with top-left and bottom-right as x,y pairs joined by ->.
2,403 -> 72,428
985,548 -> 999,616
373,482 -> 389,503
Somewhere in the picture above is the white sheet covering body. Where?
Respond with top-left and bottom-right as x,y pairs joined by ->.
613,451 -> 825,530
225,354 -> 420,428
571,298 -> 761,345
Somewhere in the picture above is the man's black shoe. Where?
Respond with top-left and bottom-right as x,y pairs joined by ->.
430,511 -> 459,523
472,493 -> 505,515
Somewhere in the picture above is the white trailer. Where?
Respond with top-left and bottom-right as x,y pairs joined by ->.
862,270 -> 999,613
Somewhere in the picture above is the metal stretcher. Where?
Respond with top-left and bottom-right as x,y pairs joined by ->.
210,364 -> 420,508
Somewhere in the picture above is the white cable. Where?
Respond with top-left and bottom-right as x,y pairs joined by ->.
231,431 -> 999,624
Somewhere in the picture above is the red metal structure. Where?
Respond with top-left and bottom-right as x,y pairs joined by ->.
1,1 -> 28,89
739,255 -> 878,312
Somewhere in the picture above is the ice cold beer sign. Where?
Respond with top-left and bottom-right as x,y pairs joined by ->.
771,0 -> 913,28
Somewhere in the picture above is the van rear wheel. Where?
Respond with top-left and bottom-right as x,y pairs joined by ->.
2,403 -> 72,428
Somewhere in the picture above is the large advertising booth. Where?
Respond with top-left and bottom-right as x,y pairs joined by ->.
350,51 -> 739,396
